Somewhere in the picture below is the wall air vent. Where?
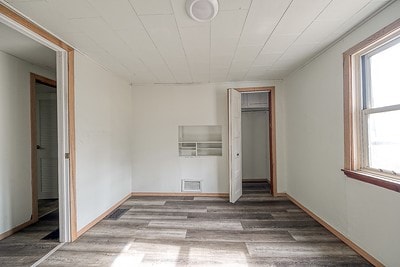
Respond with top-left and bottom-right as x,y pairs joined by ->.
181,180 -> 202,192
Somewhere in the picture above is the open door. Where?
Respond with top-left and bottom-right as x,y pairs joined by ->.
228,89 -> 242,203
36,88 -> 58,199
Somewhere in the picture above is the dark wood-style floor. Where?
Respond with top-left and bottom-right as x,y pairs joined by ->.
34,182 -> 370,266
0,209 -> 59,266
38,199 -> 59,218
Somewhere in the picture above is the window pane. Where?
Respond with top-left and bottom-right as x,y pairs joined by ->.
369,39 -> 400,108
367,110 -> 400,174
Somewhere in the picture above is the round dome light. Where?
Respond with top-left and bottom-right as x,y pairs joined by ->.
186,0 -> 219,22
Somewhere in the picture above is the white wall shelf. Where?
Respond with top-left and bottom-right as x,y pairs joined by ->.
178,126 -> 222,157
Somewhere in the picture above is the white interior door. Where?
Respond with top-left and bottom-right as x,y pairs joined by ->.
228,89 -> 242,203
36,91 -> 58,199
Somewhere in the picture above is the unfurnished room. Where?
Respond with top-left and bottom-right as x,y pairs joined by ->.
0,0 -> 399,266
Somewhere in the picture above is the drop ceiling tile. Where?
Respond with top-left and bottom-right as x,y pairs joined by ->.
167,55 -> 192,73
47,0 -> 97,19
246,69 -> 287,80
332,1 -> 389,37
190,62 -> 209,73
260,34 -> 299,54
173,72 -> 193,83
132,71 -> 158,83
87,0 -> 142,31
68,17 -> 110,34
140,14 -> 191,82
116,28 -> 177,83
294,19 -> 344,45
211,10 -> 248,38
229,60 -> 253,72
81,27 -> 150,74
180,25 -> 209,80
281,44 -> 318,62
115,52 -> 148,73
180,25 -> 210,48
85,49 -> 132,79
210,67 -> 229,75
245,73 -> 268,80
227,71 -> 246,81
210,74 -> 228,82
146,67 -> 176,83
219,0 -> 252,11
233,45 -> 262,62
211,37 -> 238,57
210,55 -> 232,68
129,0 -> 173,15
253,53 -> 281,67
271,58 -> 302,71
58,32 -> 100,52
273,0 -> 331,35
140,15 -> 185,58
316,0 -> 371,21
238,0 -> 292,46
262,70 -> 289,80
192,72 -> 209,83
4,0 -> 390,84
248,65 -> 271,75
117,28 -> 160,58
8,1 -> 77,33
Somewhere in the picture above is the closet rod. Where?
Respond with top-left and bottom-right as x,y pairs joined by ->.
241,108 -> 269,112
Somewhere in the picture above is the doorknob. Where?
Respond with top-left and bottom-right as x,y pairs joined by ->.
236,153 -> 240,156
36,145 -> 43,149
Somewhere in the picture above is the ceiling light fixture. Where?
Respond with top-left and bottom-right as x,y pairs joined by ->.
186,0 -> 219,22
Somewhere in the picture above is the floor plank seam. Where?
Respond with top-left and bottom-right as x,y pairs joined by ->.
31,242 -> 64,267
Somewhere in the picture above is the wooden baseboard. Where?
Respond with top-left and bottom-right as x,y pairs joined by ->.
274,192 -> 287,197
132,192 -> 229,197
285,193 -> 383,267
76,193 -> 132,238
0,218 -> 36,241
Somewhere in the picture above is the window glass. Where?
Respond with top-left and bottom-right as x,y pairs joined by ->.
368,39 -> 400,108
367,110 -> 400,173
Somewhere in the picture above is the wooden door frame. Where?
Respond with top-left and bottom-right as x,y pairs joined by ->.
30,73 -> 57,222
232,87 -> 277,196
0,3 -> 77,241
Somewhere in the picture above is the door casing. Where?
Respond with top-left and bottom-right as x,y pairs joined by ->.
0,3 -> 77,242
228,87 -> 277,197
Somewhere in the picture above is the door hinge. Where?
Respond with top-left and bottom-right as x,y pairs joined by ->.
65,153 -> 70,159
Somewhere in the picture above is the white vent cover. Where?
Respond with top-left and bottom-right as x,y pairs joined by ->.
182,180 -> 202,192
186,0 -> 219,22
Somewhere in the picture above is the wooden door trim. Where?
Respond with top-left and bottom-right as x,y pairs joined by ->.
0,3 -> 77,241
30,73 -> 57,222
235,87 -> 277,196
68,51 -> 77,240
0,4 -> 73,52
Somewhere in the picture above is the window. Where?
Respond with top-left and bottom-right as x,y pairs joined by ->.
343,19 -> 400,192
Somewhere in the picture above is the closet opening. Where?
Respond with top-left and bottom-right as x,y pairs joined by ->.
228,87 -> 276,203
241,92 -> 271,194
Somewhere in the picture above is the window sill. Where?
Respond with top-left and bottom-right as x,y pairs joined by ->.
342,169 -> 400,193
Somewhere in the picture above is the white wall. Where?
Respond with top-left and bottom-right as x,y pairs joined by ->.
74,53 -> 132,231
0,51 -> 55,236
131,81 -> 286,193
242,110 -> 269,181
283,2 -> 400,266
